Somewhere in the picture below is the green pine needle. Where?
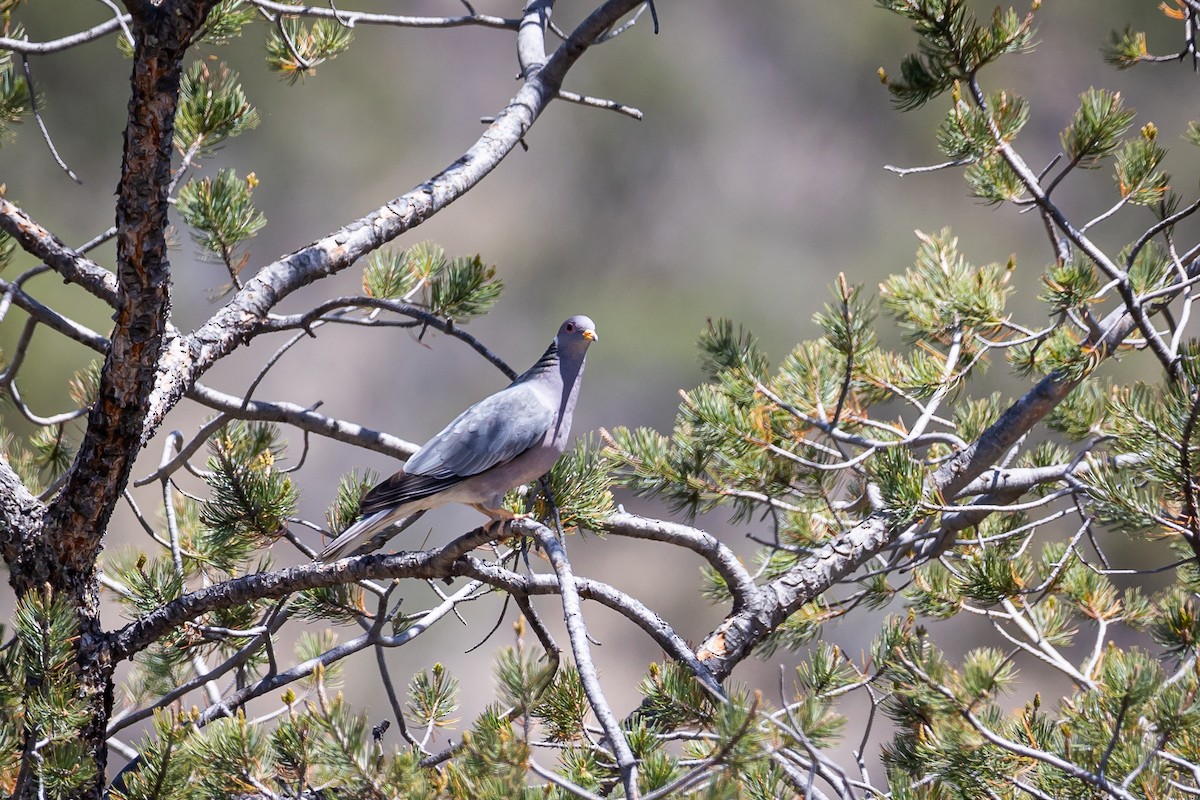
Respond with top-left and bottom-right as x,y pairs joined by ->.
532,665 -> 588,743
364,242 -> 504,322
869,447 -> 926,524
265,17 -> 353,84
175,60 -> 259,158
1103,26 -> 1150,69
429,254 -> 504,321
200,421 -> 297,550
407,662 -> 461,730
0,54 -> 30,144
197,0 -> 255,46
1061,88 -> 1136,168
325,470 -> 376,536
176,168 -> 266,278
699,317 -> 769,379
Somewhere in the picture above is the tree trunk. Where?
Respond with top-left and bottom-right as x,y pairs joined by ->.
6,3 -> 215,796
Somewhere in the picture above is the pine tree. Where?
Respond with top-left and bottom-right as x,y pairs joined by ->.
2,2 -> 1200,799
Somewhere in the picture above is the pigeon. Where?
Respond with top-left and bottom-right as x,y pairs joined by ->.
318,315 -> 598,561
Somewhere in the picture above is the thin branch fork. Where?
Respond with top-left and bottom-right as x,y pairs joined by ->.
0,277 -> 111,352
964,78 -> 1181,379
187,382 -> 420,460
0,267 -> 421,468
456,553 -> 724,697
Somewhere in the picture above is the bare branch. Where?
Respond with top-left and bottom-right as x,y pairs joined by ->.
109,524 -> 499,661
602,511 -> 756,608
0,278 -> 111,353
249,0 -> 518,30
0,198 -> 119,306
187,382 -> 419,459
20,56 -> 80,183
0,17 -> 129,54
260,295 -> 517,379
556,88 -> 643,119
529,525 -> 640,800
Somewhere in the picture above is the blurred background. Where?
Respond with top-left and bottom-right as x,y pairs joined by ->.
2,0 -> 1197,770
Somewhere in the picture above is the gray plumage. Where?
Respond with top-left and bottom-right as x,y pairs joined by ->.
318,315 -> 597,561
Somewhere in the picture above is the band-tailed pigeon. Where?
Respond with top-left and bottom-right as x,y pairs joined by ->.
318,315 -> 597,561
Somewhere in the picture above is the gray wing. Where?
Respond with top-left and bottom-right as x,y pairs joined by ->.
407,382 -> 554,478
358,471 -> 462,515
358,383 -> 553,514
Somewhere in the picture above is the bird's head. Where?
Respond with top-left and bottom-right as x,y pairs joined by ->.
556,315 -> 598,353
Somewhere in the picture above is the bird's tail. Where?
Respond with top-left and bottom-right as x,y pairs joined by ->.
317,509 -> 427,561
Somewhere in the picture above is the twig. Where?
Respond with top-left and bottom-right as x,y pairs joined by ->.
261,295 -> 516,379
529,759 -> 607,800
95,0 -> 137,48
556,89 -> 643,119
134,415 -> 230,486
602,511 -> 756,609
884,157 -> 973,175
21,56 -> 81,183
965,77 -> 1180,378
371,588 -> 421,749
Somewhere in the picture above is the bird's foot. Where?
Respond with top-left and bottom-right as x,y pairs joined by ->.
475,507 -> 533,539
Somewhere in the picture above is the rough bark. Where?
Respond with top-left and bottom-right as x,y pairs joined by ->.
5,4 -> 215,797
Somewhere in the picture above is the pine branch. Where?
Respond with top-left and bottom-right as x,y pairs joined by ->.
109,524 -> 500,662
602,511 -> 756,608
691,269 -> 1200,682
187,383 -> 419,461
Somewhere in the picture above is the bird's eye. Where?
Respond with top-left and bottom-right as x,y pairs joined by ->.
565,323 -> 575,332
